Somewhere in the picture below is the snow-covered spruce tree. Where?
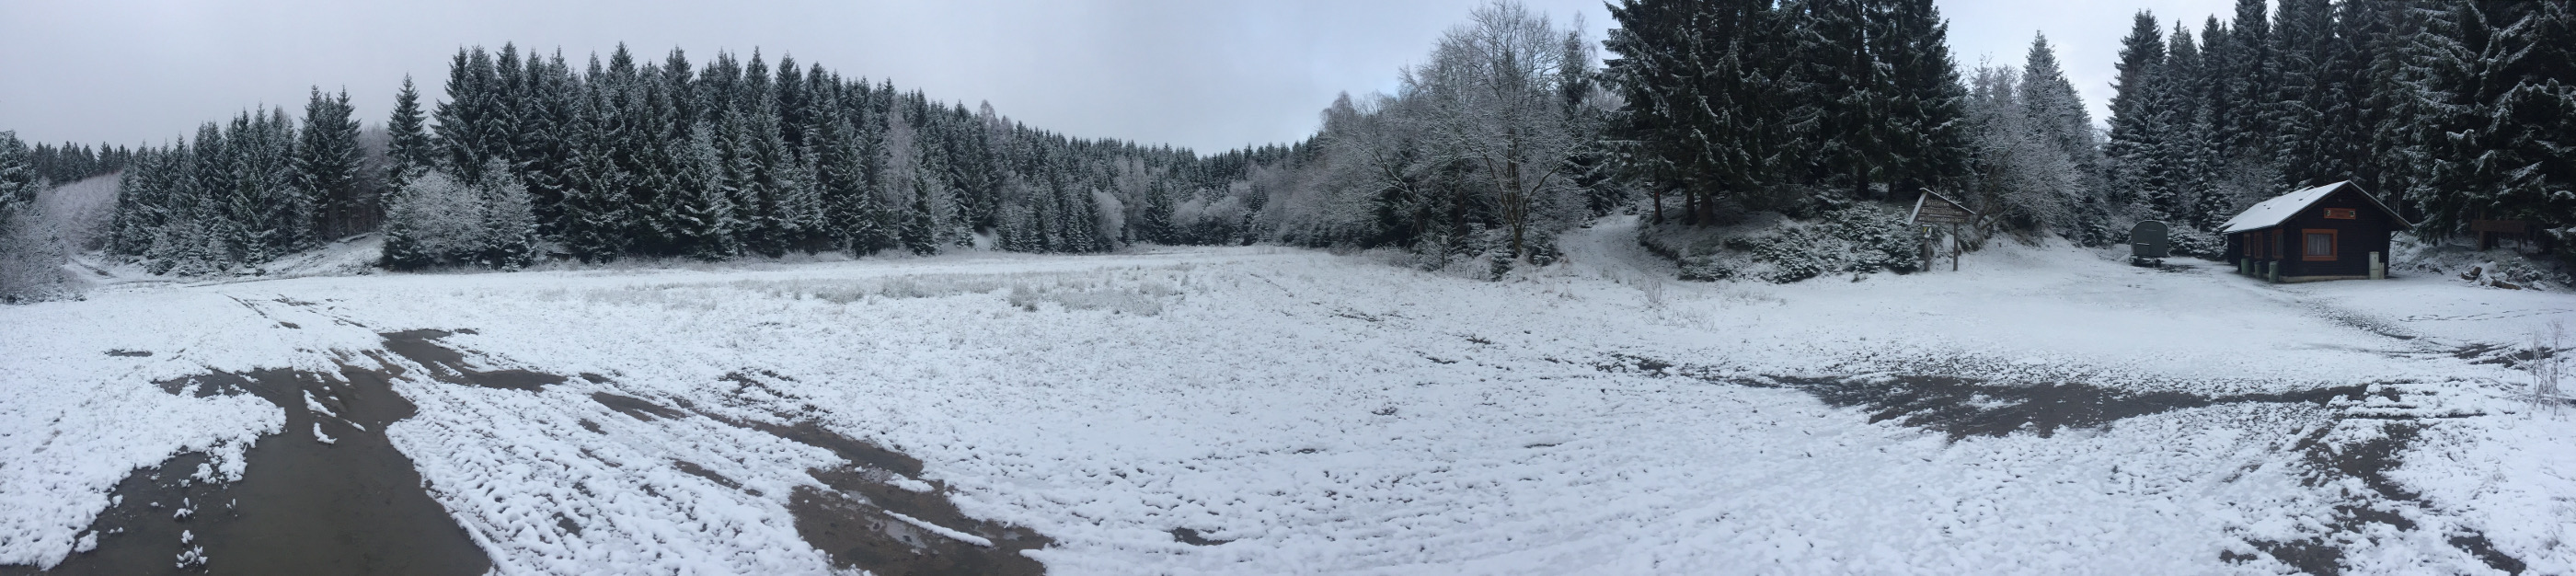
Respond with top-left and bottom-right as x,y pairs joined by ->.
294,86 -> 364,245
811,84 -> 886,256
1872,0 -> 1971,200
2400,1 -> 2518,237
1606,0 -> 1788,225
2486,0 -> 2576,239
386,76 -> 437,188
474,160 -> 539,270
671,122 -> 740,260
2101,13 -> 2165,209
2019,34 -> 2100,181
556,73 -> 633,263
432,47 -> 509,184
1961,65 -> 2084,238
741,82 -> 798,258
0,132 -> 35,233
1783,0 -> 1885,197
512,52 -> 581,236
621,54 -> 685,256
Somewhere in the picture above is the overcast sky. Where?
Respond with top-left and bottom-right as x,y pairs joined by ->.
4,0 -> 2244,154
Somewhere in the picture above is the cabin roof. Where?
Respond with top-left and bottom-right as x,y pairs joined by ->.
2219,180 -> 2412,234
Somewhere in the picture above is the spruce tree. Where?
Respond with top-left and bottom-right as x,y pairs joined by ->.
387,76 -> 435,187
2020,34 -> 2097,168
2102,13 -> 2165,206
1873,0 -> 1970,198
2489,0 -> 2576,234
555,63 -> 634,263
672,122 -> 740,260
294,87 -> 363,245
2269,0 -> 2335,187
0,132 -> 34,234
476,159 -> 540,270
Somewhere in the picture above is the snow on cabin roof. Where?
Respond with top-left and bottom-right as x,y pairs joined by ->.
2218,181 -> 2410,234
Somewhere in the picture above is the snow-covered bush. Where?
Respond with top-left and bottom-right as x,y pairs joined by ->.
2166,225 -> 2225,259
1643,203 -> 1925,283
0,211 -> 76,303
382,163 -> 537,271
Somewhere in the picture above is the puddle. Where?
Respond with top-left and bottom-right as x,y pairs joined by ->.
706,414 -> 1052,575
4,363 -> 489,575
377,329 -> 563,391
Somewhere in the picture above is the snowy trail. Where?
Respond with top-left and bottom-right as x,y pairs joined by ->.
6,242 -> 2573,574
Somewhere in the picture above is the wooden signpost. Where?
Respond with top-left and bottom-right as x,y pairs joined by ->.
1910,190 -> 1976,271
2472,218 -> 2529,250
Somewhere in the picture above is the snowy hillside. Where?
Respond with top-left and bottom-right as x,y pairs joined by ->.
2,217 -> 2571,575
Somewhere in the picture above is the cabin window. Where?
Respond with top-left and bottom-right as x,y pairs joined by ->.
2302,229 -> 2338,260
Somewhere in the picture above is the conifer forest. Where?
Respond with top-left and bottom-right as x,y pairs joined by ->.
0,0 -> 2568,284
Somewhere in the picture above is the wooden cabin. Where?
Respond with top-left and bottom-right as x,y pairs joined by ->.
2221,181 -> 2412,282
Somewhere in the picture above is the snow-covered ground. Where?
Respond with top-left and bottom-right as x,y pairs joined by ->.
4,215 -> 2572,574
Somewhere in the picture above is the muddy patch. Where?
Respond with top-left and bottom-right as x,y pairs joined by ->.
707,414 -> 1051,575
1169,527 -> 1231,547
670,460 -> 758,496
1599,354 -> 2364,440
719,417 -> 926,478
2236,419 -> 2527,575
592,392 -> 687,421
377,329 -> 563,391
3,363 -> 489,575
1769,374 -> 2366,440
104,349 -> 152,357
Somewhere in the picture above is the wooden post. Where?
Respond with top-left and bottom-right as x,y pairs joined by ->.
1949,230 -> 1961,271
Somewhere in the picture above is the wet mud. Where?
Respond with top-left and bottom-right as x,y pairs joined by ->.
1770,374 -> 2366,440
706,414 -> 1051,575
377,329 -> 563,391
1599,353 -> 2365,439
4,363 -> 489,575
592,392 -> 687,421
2239,420 -> 2526,575
1169,527 -> 1231,547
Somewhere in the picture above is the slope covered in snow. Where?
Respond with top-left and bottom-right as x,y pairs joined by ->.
3,216 -> 2571,574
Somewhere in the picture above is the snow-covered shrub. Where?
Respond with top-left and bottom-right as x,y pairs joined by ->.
0,211 -> 76,303
1677,254 -> 1735,282
383,163 -> 537,271
1641,202 -> 1925,283
2166,225 -> 2225,258
1823,204 -> 1921,273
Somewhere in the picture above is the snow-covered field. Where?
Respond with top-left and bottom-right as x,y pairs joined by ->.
4,216 -> 2572,574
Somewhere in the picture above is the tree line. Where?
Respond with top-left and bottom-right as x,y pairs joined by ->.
25,142 -> 133,186
103,44 -> 1294,273
2100,0 -> 2576,248
57,0 -> 2576,279
1602,0 -> 2576,256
